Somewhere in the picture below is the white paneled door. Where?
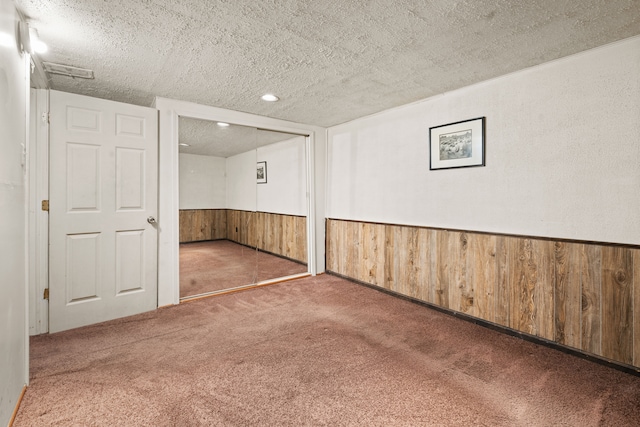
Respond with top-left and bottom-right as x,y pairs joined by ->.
49,90 -> 158,333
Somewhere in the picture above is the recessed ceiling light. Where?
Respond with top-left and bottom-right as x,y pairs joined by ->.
179,143 -> 189,146
217,122 -> 230,127
261,94 -> 279,102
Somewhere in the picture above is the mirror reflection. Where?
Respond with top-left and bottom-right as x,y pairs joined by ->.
178,117 -> 308,300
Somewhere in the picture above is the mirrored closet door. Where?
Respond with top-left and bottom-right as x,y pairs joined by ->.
177,117 -> 308,300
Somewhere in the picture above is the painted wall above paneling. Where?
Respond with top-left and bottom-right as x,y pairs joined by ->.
181,137 -> 307,216
179,154 -> 226,209
326,37 -> 640,245
256,137 -> 307,216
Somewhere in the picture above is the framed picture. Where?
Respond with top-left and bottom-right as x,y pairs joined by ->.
256,161 -> 267,184
429,117 -> 485,170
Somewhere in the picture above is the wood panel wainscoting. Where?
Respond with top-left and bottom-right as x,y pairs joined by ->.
179,209 -> 227,243
179,209 -> 307,264
326,218 -> 640,370
227,210 -> 307,264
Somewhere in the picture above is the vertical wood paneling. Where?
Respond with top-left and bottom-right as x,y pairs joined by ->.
494,236 -> 511,327
459,232 -> 477,317
634,249 -> 640,367
231,210 -> 241,243
470,233 -> 497,322
509,238 -> 554,340
425,228 -> 438,305
535,239 -> 555,340
360,222 -> 385,287
554,242 -> 579,346
325,218 -> 640,369
580,244 -> 602,354
244,210 -> 252,247
283,215 -> 293,259
394,226 -> 412,296
296,215 -> 307,262
345,221 -> 360,281
179,209 -> 227,243
508,237 -> 532,334
447,231 -> 463,312
435,230 -> 451,309
448,231 -> 467,314
179,210 -> 193,243
254,212 -> 265,250
553,242 -> 581,348
602,246 -> 633,364
271,214 -> 283,255
261,212 -> 271,252
329,219 -> 341,275
327,219 -> 337,272
385,225 -> 404,295
224,210 -> 307,264
415,228 -> 433,302
394,225 -> 424,300
383,225 -> 395,291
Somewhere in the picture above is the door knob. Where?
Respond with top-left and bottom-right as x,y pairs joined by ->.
147,216 -> 156,224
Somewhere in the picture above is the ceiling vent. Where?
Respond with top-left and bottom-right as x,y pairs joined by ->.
42,62 -> 94,79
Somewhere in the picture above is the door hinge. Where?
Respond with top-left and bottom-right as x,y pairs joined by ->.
43,288 -> 49,300
42,200 -> 49,211
41,112 -> 50,124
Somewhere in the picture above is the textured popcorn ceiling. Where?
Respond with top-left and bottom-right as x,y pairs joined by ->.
17,0 -> 640,128
178,117 -> 301,157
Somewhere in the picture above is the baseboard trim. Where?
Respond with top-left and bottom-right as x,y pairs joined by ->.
8,385 -> 27,427
327,270 -> 640,378
180,272 -> 312,303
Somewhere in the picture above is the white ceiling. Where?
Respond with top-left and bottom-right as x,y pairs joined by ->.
17,0 -> 640,128
179,117 -> 303,157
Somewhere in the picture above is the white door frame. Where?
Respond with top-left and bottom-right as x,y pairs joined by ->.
28,88 -> 50,335
154,97 -> 326,307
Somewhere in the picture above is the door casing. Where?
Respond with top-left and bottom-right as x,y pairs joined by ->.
154,97 -> 327,307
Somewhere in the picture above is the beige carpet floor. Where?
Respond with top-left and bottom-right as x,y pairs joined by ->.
14,274 -> 640,426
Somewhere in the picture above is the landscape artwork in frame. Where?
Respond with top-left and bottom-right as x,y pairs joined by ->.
257,161 -> 267,184
429,117 -> 485,170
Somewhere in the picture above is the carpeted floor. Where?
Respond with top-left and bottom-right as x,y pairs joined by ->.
15,274 -> 640,426
179,240 -> 308,298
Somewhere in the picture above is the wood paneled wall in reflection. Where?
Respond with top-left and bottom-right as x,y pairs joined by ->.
326,219 -> 640,368
181,209 -> 307,263
226,210 -> 307,264
179,209 -> 227,243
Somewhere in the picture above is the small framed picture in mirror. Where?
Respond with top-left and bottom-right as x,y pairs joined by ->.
257,161 -> 267,184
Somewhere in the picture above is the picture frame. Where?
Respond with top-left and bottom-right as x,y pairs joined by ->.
429,117 -> 485,170
256,161 -> 267,184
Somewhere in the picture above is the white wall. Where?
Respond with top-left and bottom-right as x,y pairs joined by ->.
179,153 -> 226,209
220,137 -> 307,215
327,36 -> 640,245
226,150 -> 257,211
257,136 -> 307,216
0,1 -> 28,424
